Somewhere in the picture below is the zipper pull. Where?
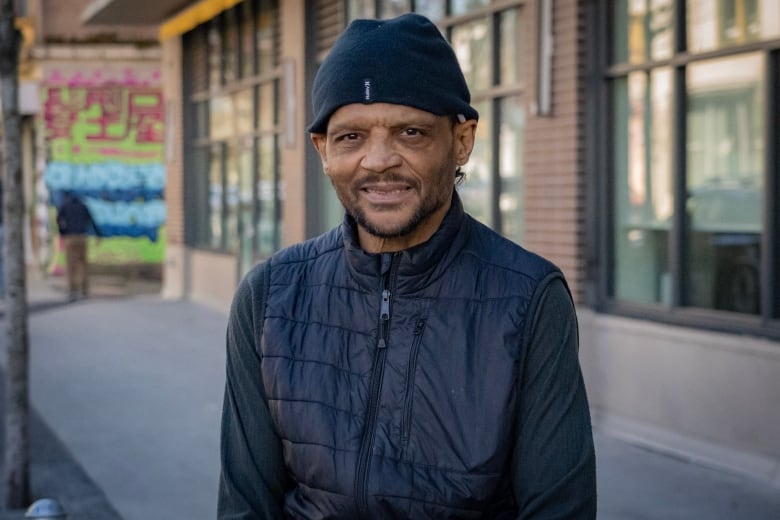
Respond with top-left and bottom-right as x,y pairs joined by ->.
380,289 -> 391,321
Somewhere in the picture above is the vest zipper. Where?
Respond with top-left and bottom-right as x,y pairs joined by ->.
355,254 -> 399,517
401,318 -> 426,455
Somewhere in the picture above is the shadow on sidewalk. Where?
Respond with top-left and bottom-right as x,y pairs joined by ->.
0,368 -> 123,519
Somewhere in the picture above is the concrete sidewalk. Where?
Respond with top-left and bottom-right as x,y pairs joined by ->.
2,272 -> 779,519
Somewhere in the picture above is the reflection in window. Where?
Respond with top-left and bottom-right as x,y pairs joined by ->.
613,68 -> 673,304
499,96 -> 525,244
459,101 -> 492,227
500,10 -> 523,86
688,0 -> 780,53
452,19 -> 491,92
183,1 -> 282,269
685,54 -> 764,314
225,144 -> 240,253
258,136 -> 279,256
451,0 -> 490,16
379,0 -> 410,18
238,145 -> 255,272
209,144 -> 224,250
613,0 -> 674,64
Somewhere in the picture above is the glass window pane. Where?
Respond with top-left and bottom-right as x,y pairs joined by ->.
238,143 -> 255,273
190,146 -> 211,247
258,82 -> 276,132
240,1 -> 256,78
234,89 -> 254,135
379,0 -> 410,18
459,100 -> 492,227
499,96 -> 525,244
499,9 -> 523,86
208,20 -> 222,88
225,144 -> 240,253
612,68 -> 673,304
209,144 -> 224,250
688,0 -> 780,53
451,0 -> 490,16
257,1 -> 276,74
613,0 -> 674,64
415,0 -> 445,22
210,95 -> 234,140
223,10 -> 239,84
685,54 -> 764,314
348,0 -> 375,20
258,136 -> 278,255
194,101 -> 209,139
188,28 -> 209,92
451,18 -> 491,92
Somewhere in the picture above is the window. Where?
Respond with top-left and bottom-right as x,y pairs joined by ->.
344,0 -> 528,244
604,0 -> 780,334
183,0 -> 282,276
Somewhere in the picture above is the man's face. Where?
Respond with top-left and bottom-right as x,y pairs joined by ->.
311,103 -> 476,252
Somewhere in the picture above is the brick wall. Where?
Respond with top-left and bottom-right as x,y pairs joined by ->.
524,0 -> 586,303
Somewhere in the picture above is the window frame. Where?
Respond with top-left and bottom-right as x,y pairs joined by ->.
589,0 -> 780,338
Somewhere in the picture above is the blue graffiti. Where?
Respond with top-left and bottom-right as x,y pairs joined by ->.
44,162 -> 165,197
44,161 -> 166,241
85,198 -> 166,242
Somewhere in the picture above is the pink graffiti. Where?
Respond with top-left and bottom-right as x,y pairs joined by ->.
44,86 -> 164,144
45,67 -> 161,88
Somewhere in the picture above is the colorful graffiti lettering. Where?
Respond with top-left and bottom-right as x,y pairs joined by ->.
41,66 -> 166,269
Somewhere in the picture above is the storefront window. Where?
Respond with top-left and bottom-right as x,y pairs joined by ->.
685,54 -> 764,313
688,0 -> 780,53
613,68 -> 673,304
183,0 -> 282,271
613,0 -> 674,64
607,1 -> 779,330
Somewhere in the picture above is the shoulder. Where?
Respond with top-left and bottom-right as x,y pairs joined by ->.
461,215 -> 561,283
270,226 -> 343,268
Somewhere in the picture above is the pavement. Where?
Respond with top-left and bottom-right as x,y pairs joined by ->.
0,269 -> 776,519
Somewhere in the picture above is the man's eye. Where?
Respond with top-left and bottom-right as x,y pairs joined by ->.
403,128 -> 422,136
335,133 -> 359,142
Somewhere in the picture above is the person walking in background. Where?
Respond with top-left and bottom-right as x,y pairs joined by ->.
218,13 -> 596,519
56,191 -> 100,301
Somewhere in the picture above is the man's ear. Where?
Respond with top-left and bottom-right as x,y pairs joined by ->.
453,120 -> 477,166
310,133 -> 329,174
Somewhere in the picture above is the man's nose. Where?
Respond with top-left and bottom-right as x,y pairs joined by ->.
360,136 -> 402,172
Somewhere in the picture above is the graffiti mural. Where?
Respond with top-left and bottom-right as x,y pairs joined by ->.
41,65 -> 166,267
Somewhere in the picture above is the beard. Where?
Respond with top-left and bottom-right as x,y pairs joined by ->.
330,171 -> 453,239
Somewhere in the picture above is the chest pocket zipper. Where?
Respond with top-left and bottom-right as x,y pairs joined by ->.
401,318 -> 427,457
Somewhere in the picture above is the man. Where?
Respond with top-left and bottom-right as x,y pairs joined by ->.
56,191 -> 99,301
219,13 -> 596,519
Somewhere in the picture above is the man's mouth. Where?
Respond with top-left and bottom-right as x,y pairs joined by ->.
360,183 -> 413,204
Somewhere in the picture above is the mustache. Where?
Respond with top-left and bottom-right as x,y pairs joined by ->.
355,172 -> 419,190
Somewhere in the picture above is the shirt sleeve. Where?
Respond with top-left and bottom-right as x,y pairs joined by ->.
512,276 -> 597,519
217,264 -> 289,519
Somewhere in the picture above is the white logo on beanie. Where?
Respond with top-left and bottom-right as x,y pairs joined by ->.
363,79 -> 372,101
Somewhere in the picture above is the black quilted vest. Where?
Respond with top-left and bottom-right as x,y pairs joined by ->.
261,194 -> 561,519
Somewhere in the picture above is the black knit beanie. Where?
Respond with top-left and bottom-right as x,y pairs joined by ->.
307,13 -> 479,134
